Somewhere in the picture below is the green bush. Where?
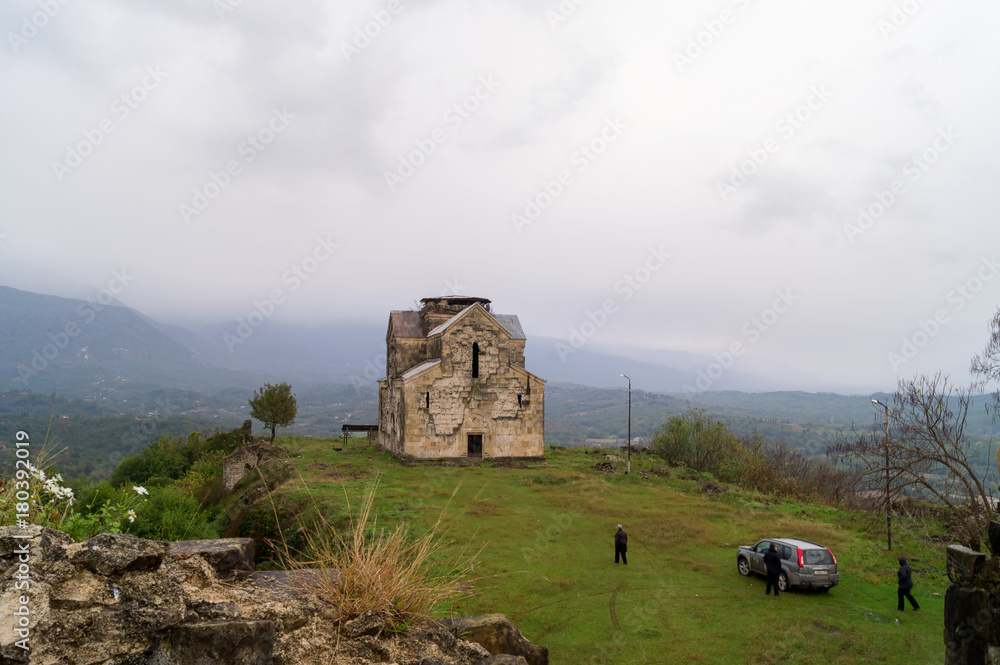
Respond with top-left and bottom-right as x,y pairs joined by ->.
130,485 -> 218,541
652,410 -> 851,503
109,435 -> 190,487
653,409 -> 744,482
201,426 -> 247,457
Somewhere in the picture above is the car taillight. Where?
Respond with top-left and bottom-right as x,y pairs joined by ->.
797,547 -> 804,568
827,547 -> 837,566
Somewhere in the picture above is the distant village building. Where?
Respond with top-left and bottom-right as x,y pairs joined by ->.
378,296 -> 545,459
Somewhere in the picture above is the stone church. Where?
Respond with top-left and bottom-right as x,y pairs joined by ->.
378,296 -> 545,459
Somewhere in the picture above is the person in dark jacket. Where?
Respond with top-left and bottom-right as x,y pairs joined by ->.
614,525 -> 627,565
763,543 -> 783,596
897,556 -> 920,611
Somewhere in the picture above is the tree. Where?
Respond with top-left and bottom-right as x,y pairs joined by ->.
652,408 -> 741,474
971,308 -> 1000,414
831,373 -> 994,549
249,382 -> 297,442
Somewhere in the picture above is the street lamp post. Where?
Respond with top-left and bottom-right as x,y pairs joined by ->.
620,373 -> 631,474
871,398 -> 892,551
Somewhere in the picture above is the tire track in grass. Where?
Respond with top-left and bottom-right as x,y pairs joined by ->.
609,581 -> 625,630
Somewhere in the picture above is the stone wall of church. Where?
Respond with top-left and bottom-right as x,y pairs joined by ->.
393,309 -> 543,459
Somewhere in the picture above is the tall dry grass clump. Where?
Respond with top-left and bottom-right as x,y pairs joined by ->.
280,476 -> 477,630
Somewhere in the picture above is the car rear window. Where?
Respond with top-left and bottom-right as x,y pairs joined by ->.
803,549 -> 834,565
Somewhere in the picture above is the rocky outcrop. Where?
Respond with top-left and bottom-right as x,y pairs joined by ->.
223,438 -> 285,492
0,527 -> 547,665
944,523 -> 1000,665
436,614 -> 548,665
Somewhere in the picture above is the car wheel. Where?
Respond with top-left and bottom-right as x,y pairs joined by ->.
778,572 -> 789,592
738,557 -> 752,577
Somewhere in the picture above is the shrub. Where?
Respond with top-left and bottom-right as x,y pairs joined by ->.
176,451 -> 227,502
282,477 -> 476,629
130,485 -> 218,541
653,411 -> 853,504
652,409 -> 744,481
109,435 -> 189,487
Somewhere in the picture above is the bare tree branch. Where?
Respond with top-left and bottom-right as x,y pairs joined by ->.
830,373 -> 994,549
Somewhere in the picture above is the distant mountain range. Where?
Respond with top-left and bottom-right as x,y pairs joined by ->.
0,285 -> 870,402
0,286 -> 266,398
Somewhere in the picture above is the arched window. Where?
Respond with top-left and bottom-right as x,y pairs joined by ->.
472,342 -> 480,378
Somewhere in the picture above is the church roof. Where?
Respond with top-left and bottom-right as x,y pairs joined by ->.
389,311 -> 424,338
401,359 -> 441,380
390,305 -> 525,340
426,303 -> 525,340
492,314 -> 526,340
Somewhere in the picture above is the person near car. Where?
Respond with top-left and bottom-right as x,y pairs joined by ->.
897,556 -> 920,611
763,543 -> 782,596
614,525 -> 627,565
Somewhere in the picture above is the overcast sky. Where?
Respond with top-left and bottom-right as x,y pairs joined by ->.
1,0 -> 998,391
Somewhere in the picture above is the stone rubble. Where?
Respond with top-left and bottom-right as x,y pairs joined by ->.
0,527 -> 547,665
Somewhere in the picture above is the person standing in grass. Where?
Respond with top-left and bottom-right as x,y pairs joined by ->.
764,543 -> 782,596
897,556 -> 920,611
614,525 -> 628,565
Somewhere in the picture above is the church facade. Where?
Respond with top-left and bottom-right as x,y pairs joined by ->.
378,296 -> 545,459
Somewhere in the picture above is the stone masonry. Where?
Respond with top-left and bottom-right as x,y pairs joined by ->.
944,522 -> 1000,664
378,296 -> 544,459
0,526 -> 548,665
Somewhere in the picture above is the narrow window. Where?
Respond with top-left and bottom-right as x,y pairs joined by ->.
517,394 -> 522,407
472,342 -> 479,378
425,391 -> 430,408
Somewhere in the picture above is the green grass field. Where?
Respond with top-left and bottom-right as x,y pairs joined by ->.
272,438 -> 948,665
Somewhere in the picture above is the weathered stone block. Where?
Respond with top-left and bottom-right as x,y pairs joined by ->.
49,570 -> 106,609
989,521 -> 1000,557
170,538 -> 255,579
945,586 -> 1000,643
186,600 -> 244,621
477,656 -> 529,665
68,533 -> 168,576
438,614 -> 548,665
167,620 -> 274,665
251,568 -> 330,594
341,610 -> 386,639
0,525 -> 73,570
948,545 -> 987,584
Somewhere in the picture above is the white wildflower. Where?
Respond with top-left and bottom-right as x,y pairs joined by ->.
133,486 -> 149,496
127,510 -> 137,523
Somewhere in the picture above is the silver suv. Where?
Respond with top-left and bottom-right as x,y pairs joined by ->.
736,538 -> 839,592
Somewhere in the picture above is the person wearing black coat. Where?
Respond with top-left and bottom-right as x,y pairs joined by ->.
614,525 -> 627,565
763,543 -> 783,596
897,556 -> 920,611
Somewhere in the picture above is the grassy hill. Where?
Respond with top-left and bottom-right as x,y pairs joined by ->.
261,439 -> 948,665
